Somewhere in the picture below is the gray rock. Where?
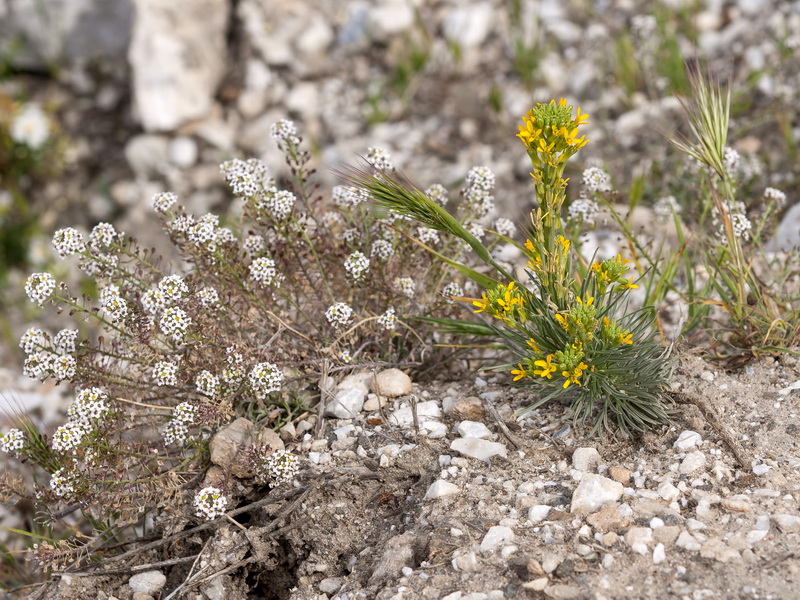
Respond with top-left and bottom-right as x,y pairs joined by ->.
450,437 -> 508,463
572,447 -> 602,472
570,474 -> 623,514
673,430 -> 702,450
373,368 -> 412,397
209,418 -> 284,478
337,371 -> 373,395
319,578 -> 343,594
424,480 -> 460,500
129,570 -> 166,595
480,526 -> 515,553
456,420 -> 492,439
388,400 -> 441,426
129,0 -> 229,132
369,533 -> 417,583
325,387 -> 366,419
124,135 -> 169,176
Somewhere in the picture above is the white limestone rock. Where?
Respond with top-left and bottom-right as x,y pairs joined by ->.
480,526 -> 515,553
570,474 -> 623,514
572,447 -> 602,472
450,437 -> 508,463
456,420 -> 492,439
425,480 -> 460,500
324,388 -> 366,419
673,430 -> 702,450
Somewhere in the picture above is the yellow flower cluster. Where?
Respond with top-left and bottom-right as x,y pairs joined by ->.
473,281 -> 526,323
517,99 -> 589,171
591,254 -> 639,295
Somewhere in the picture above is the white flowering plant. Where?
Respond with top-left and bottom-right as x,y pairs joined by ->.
1,119 -> 501,573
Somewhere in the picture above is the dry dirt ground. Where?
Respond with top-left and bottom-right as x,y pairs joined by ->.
27,349 -> 800,600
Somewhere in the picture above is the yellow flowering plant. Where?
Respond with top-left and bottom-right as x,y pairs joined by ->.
348,98 -> 671,437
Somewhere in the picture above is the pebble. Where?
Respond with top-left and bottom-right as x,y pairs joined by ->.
363,394 -> 388,412
325,387 -> 366,419
528,505 -> 552,523
624,527 -> 652,555
319,578 -> 343,594
456,420 -> 492,439
652,543 -> 666,564
569,474 -> 624,514
373,368 -> 412,397
658,481 -> 681,502
608,466 -> 631,484
388,400 -> 441,427
700,538 -> 740,563
586,505 -> 628,533
572,447 -> 602,472
721,498 -> 751,513
445,396 -> 486,421
167,135 -> 198,168
676,531 -> 702,552
541,555 -> 561,574
772,513 -> 800,533
452,550 -> 478,572
424,480 -> 460,500
450,437 -> 508,463
480,526 -> 515,553
679,451 -> 706,474
673,430 -> 702,450
129,571 -> 167,595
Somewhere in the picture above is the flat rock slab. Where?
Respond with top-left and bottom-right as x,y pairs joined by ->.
450,437 -> 508,462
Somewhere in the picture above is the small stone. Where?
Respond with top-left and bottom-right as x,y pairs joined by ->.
624,527 -> 653,555
167,136 -> 198,168
388,400 -> 441,427
652,543 -> 666,564
608,466 -> 631,484
544,584 -> 582,599
319,578 -> 343,594
210,418 -> 284,478
601,532 -> 618,546
456,420 -> 492,439
363,394 -> 388,412
528,505 -> 552,523
700,538 -> 740,563
752,464 -> 772,476
450,437 -> 508,463
523,578 -> 549,591
447,396 -> 486,421
337,372 -> 372,395
570,474 -> 624,514
721,498 -> 751,513
653,526 -> 681,545
746,529 -> 768,545
773,513 -> 800,533
649,517 -> 665,529
586,505 -> 629,532
527,558 -> 546,577
373,368 -> 412,397
541,555 -> 561,574
679,451 -> 706,474
673,430 -> 702,450
572,447 -> 602,472
129,571 -> 167,595
425,480 -> 460,500
658,481 -> 681,502
676,531 -> 702,552
325,388 -> 366,418
480,526 -> 515,553
452,550 -> 478,572
125,135 -> 169,176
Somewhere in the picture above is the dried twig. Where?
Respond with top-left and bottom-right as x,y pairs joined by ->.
54,553 -> 200,578
480,395 -> 520,449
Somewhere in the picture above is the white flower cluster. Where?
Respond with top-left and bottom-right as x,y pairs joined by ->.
89,222 -> 119,249
0,429 -> 25,453
466,223 -> 485,241
19,327 -> 45,354
159,306 -> 192,342
67,387 -> 110,424
366,147 -> 394,171
197,286 -> 220,306
494,218 -> 517,238
723,147 -> 741,175
249,256 -> 278,287
52,355 -> 77,382
370,239 -> 394,261
270,119 -> 300,150
441,282 -> 464,304
23,352 -> 51,380
394,277 -> 415,298
54,329 -> 79,354
581,167 -> 612,193
416,227 -> 440,245
100,285 -> 128,322
50,468 -> 75,497
377,307 -> 397,331
11,103 -> 50,149
196,370 -> 221,398
341,228 -> 360,244
567,196 -> 601,225
763,187 -> 787,209
194,486 -> 228,520
325,302 -> 354,329
152,192 -> 178,214
256,449 -> 300,485
220,158 -> 270,198
425,183 -> 448,206
169,215 -> 195,235
158,274 -> 189,303
187,213 -> 219,247
222,350 -> 245,386
654,195 -> 681,219
333,185 -> 369,208
249,362 -> 284,399
464,166 -> 496,218
52,420 -> 88,453
712,200 -> 752,242
344,251 -> 370,281
52,227 -> 86,258
244,234 -> 266,255
153,360 -> 179,386
162,401 -> 197,445
79,252 -> 119,278
263,189 -> 295,220
25,272 -> 56,306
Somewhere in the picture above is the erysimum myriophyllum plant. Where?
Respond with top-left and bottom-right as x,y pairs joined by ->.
350,99 -> 672,436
